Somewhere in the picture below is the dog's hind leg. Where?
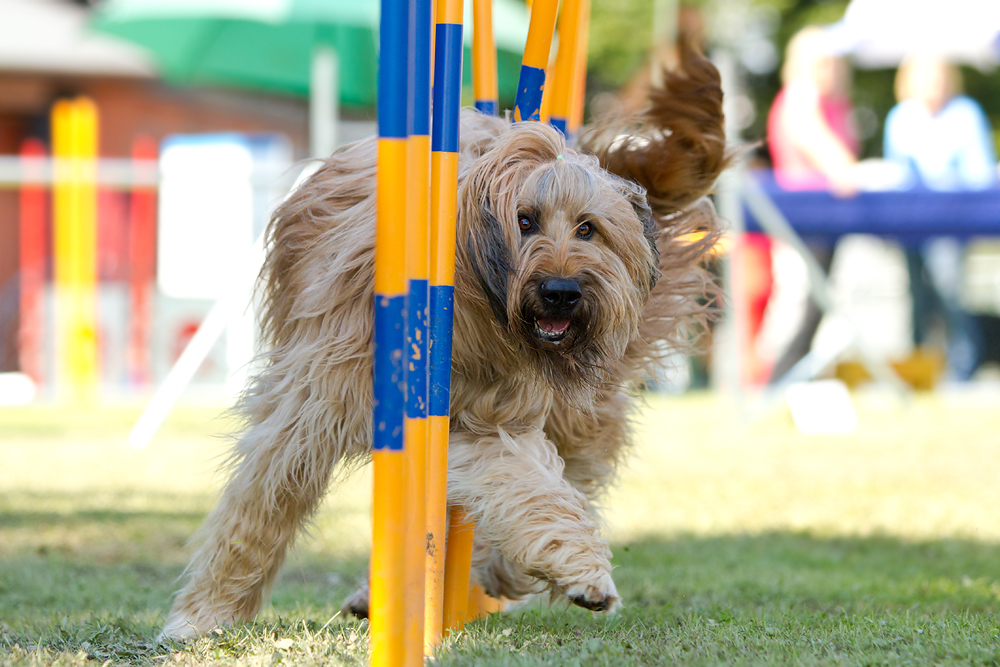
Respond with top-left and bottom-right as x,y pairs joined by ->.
161,362 -> 369,639
448,427 -> 620,612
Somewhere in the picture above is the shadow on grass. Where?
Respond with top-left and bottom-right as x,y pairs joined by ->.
2,532 -> 999,666
0,508 -> 208,530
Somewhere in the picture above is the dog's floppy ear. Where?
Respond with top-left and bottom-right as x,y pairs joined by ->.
464,202 -> 513,327
578,32 -> 731,218
616,177 -> 661,290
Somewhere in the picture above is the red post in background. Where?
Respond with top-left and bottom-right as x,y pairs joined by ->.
127,136 -> 157,387
18,139 -> 48,386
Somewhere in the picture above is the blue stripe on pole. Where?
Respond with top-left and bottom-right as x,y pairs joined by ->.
373,294 -> 406,450
379,0 -> 408,139
408,0 -> 432,136
406,279 -> 429,419
513,65 -> 546,122
428,285 -> 455,417
431,22 -> 463,154
550,116 -> 568,136
474,100 -> 498,116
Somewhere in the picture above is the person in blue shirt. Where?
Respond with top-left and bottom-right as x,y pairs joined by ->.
884,55 -> 998,381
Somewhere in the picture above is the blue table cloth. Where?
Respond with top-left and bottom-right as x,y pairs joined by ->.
742,171 -> 1000,243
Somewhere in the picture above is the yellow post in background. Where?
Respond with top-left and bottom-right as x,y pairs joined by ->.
442,508 -> 476,635
52,98 -> 99,403
548,0 -> 590,136
472,0 -> 498,114
569,0 -> 591,134
468,584 -> 503,621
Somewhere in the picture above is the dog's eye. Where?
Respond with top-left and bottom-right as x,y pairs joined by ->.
576,221 -> 595,240
518,215 -> 537,235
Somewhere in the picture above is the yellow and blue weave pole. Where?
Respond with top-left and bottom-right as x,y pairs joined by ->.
404,0 -> 433,667
548,0 -> 590,137
426,0 -> 464,652
471,0 -> 498,115
404,0 -> 433,661
52,97 -> 99,404
371,0 -> 410,663
513,0 -> 559,122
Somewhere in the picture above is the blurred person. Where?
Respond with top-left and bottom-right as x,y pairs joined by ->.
768,26 -> 860,196
884,56 -> 997,381
762,26 -> 861,383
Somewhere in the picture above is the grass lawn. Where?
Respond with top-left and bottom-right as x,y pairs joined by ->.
1,392 -> 999,665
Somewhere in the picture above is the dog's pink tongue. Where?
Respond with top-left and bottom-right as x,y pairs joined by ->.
538,318 -> 570,334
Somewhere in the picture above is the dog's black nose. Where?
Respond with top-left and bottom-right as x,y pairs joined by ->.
540,278 -> 582,312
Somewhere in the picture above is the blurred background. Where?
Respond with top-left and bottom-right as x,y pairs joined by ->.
0,0 -> 999,416
1,1 -> 1000,661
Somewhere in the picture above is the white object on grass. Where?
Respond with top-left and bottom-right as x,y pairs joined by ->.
0,372 -> 37,405
786,379 -> 858,436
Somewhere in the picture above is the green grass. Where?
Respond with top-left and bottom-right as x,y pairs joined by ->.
2,394 -> 1000,665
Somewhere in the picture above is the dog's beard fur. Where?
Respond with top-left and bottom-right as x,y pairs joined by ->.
160,39 -> 732,639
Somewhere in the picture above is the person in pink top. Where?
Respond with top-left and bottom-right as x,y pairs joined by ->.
768,26 -> 860,195
757,26 -> 861,383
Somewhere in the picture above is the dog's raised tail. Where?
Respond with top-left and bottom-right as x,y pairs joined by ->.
578,34 -> 732,218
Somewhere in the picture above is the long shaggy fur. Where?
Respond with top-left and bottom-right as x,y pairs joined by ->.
161,42 -> 729,639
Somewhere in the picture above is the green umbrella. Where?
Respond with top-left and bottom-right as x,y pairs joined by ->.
91,0 -> 529,156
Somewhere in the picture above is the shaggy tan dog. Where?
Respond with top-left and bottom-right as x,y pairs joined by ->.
161,43 -> 728,639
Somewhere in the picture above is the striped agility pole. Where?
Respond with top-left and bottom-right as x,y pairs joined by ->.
371,0 -> 410,663
548,0 -> 590,137
471,0 -> 498,115
513,0 -> 559,122
426,0 -> 464,651
404,0 -> 433,662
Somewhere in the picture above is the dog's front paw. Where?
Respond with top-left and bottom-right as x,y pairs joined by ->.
561,570 -> 620,612
340,582 -> 370,619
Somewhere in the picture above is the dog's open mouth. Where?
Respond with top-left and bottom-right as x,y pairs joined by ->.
535,317 -> 571,343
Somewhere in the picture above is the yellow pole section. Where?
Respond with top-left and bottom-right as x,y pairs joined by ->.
52,98 -> 99,403
569,0 -> 591,133
472,0 -> 498,114
468,584 -> 503,620
548,0 -> 583,134
442,508 -> 475,635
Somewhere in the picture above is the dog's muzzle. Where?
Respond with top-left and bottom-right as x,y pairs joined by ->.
535,278 -> 582,343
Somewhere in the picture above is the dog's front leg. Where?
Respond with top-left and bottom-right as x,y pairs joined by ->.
448,427 -> 620,611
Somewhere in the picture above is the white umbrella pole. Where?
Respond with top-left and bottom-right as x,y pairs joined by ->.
310,45 -> 339,158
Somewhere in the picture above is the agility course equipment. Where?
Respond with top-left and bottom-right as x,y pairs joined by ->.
426,0 -> 465,652
52,98 -> 99,403
371,0 -> 591,662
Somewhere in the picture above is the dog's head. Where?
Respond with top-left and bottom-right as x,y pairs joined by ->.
456,121 -> 659,401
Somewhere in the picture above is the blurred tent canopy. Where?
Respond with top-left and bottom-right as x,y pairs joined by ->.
91,0 -> 529,155
91,0 -> 530,105
828,0 -> 1000,69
